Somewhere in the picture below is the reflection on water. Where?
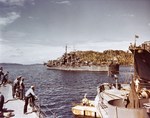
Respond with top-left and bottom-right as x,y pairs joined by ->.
1,64 -> 133,118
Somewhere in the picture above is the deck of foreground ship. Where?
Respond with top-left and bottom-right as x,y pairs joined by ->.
0,84 -> 40,118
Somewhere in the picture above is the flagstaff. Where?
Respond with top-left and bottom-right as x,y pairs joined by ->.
134,35 -> 139,46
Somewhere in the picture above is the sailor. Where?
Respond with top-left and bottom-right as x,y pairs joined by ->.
13,76 -> 21,98
24,86 -> 38,114
1,71 -> 9,86
97,85 -> 104,104
123,94 -> 129,108
140,89 -> 149,98
0,92 -> 4,112
82,93 -> 89,106
19,78 -> 25,100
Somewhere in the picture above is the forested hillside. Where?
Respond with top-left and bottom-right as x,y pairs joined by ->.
71,50 -> 133,65
48,50 -> 133,66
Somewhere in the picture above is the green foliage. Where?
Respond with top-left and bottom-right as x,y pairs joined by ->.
69,50 -> 133,65
47,50 -> 133,66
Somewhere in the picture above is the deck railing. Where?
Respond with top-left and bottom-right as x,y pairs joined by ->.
35,98 -> 56,118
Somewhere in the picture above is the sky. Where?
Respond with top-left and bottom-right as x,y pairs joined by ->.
0,0 -> 150,64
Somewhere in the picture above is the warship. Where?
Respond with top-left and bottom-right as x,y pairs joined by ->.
46,46 -> 119,74
72,39 -> 150,118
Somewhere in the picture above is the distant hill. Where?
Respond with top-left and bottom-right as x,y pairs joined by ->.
0,63 -> 43,66
0,63 -> 23,66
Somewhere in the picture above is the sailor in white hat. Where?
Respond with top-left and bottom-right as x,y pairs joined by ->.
23,85 -> 38,114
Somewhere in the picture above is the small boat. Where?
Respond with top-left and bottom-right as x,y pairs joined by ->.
72,93 -> 101,118
72,104 -> 101,118
72,82 -> 130,118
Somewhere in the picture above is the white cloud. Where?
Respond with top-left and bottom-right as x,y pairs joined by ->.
4,31 -> 26,39
123,14 -> 135,17
74,41 -> 130,52
56,0 -> 71,5
28,16 -> 34,19
0,0 -> 35,6
130,14 -> 135,17
0,12 -> 20,27
0,0 -> 25,6
106,14 -> 111,17
30,0 -> 35,5
0,43 -> 65,64
0,38 -> 3,42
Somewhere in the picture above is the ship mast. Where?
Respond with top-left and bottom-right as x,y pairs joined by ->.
65,44 -> 68,55
133,35 -> 139,79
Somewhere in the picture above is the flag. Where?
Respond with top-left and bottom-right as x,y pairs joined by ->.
135,35 -> 139,38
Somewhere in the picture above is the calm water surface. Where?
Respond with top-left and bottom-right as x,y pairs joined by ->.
0,64 -> 133,118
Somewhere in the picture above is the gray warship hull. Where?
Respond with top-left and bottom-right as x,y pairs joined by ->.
47,64 -> 119,74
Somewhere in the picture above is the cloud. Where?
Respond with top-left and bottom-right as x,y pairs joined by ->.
73,41 -> 130,52
122,14 -> 135,17
0,0 -> 25,6
0,0 -> 35,6
55,0 -> 71,5
130,14 -> 135,17
4,31 -> 26,38
0,12 -> 20,27
0,38 -> 3,42
0,43 -> 65,64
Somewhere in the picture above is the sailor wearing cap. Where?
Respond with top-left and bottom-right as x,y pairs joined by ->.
23,85 -> 37,114
1,71 -> 9,86
13,76 -> 21,98
19,78 -> 25,100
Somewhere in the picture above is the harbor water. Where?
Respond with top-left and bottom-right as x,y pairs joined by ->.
0,64 -> 133,118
